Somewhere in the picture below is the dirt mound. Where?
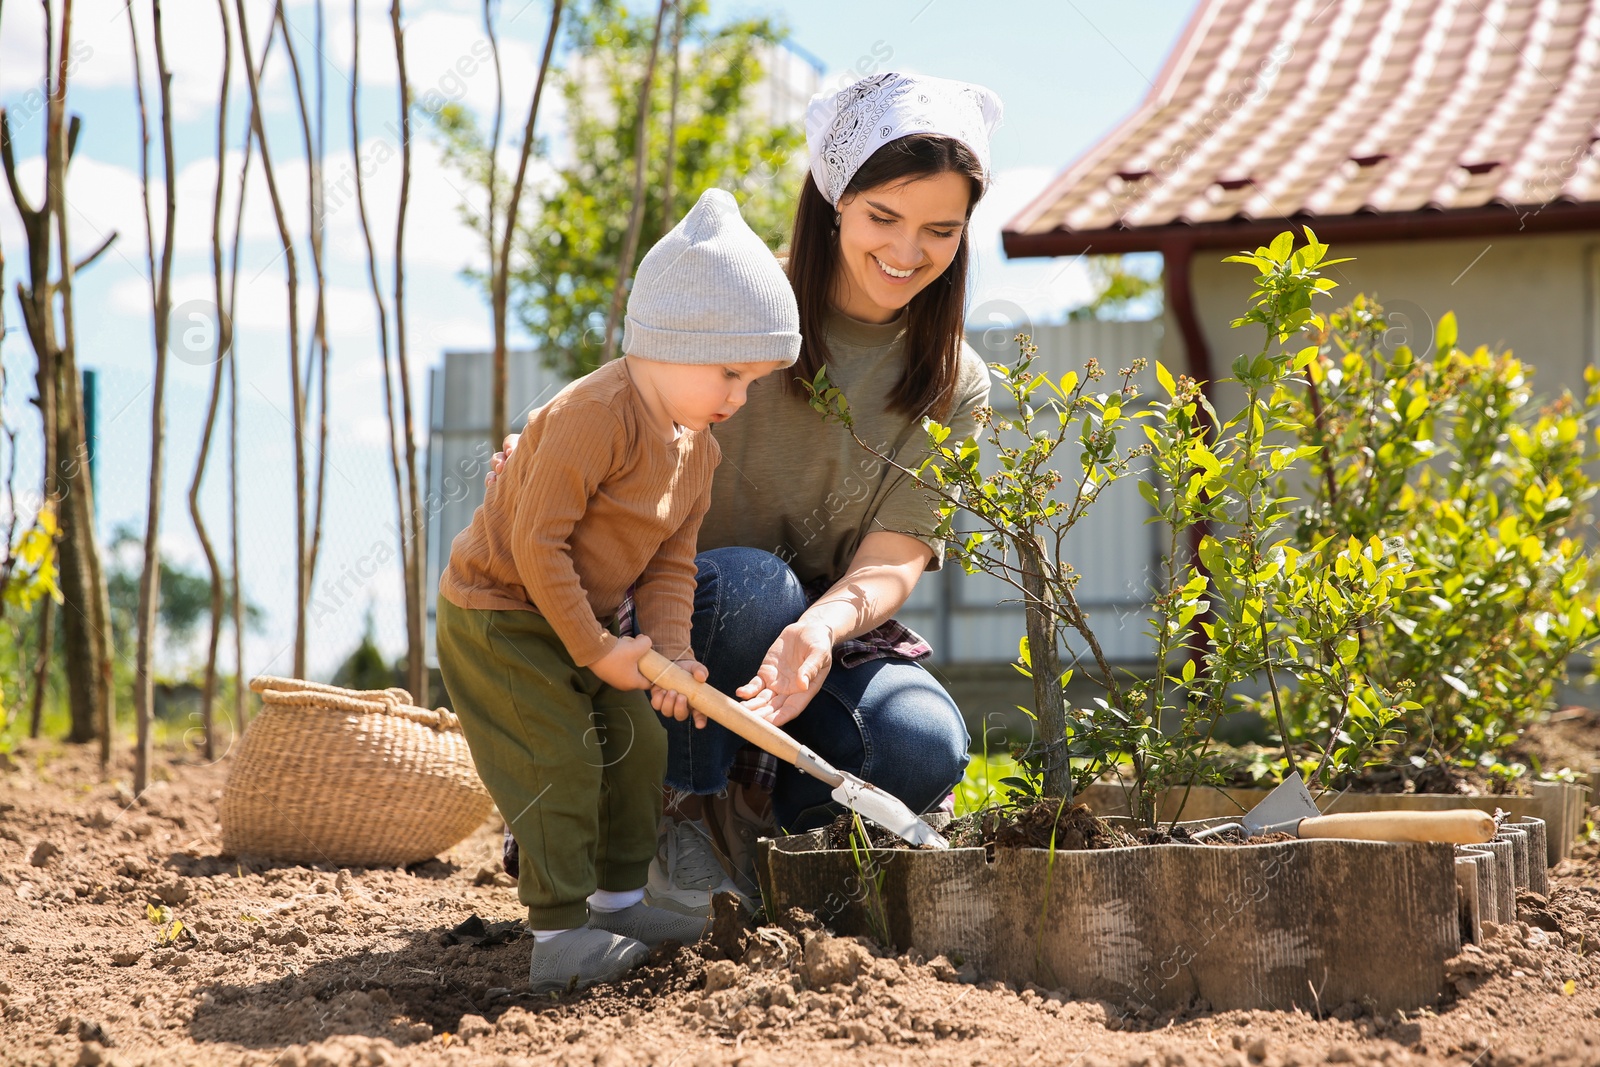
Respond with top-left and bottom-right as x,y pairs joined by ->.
953,799 -> 1140,851
5,740 -> 1600,1065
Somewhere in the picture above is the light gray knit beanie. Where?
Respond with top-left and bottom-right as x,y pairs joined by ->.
622,188 -> 800,366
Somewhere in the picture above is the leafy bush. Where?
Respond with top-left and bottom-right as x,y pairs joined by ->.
812,229 -> 1415,822
1264,297 -> 1600,768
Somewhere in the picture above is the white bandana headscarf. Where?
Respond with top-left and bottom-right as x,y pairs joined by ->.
804,72 -> 1004,207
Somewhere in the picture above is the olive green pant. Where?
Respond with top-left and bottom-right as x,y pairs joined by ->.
435,598 -> 665,929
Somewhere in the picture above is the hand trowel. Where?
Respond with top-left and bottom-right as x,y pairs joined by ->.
1190,774 -> 1496,844
638,650 -> 950,849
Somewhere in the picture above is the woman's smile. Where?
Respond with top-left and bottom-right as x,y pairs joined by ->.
872,254 -> 919,282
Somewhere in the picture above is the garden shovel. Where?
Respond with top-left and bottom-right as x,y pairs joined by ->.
638,650 -> 950,849
1189,775 -> 1497,844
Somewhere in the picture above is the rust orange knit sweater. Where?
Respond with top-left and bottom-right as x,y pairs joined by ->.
438,359 -> 719,667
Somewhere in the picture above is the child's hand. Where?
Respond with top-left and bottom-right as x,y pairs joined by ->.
485,432 -> 522,487
587,634 -> 655,692
649,658 -> 709,728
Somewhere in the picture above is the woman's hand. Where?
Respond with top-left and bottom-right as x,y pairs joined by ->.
738,616 -> 835,726
485,432 -> 521,487
587,634 -> 656,692
649,658 -> 710,729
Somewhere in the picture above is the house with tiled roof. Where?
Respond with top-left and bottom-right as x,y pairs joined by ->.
1005,0 -> 1600,396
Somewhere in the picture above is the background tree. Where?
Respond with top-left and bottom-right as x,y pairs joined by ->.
1069,254 -> 1164,321
480,0 -> 564,455
431,0 -> 803,380
0,0 -> 117,756
127,0 -> 179,793
599,0 -> 669,363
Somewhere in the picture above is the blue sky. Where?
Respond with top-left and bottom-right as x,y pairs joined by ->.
0,0 -> 1193,678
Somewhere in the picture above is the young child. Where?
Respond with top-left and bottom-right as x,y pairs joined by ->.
435,189 -> 799,993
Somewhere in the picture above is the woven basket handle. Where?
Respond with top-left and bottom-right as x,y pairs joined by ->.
251,674 -> 401,706
251,675 -> 462,733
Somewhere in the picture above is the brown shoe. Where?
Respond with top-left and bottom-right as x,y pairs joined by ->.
703,785 -> 774,902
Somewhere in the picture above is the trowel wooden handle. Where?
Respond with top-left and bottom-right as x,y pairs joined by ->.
638,649 -> 803,767
1297,809 -> 1497,844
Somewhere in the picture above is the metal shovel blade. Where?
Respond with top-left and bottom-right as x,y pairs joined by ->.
831,772 -> 951,850
1241,774 -> 1323,837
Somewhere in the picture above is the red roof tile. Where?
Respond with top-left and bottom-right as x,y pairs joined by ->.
1004,0 -> 1600,255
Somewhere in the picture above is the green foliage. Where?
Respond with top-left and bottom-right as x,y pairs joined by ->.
1067,254 -> 1163,322
810,227 -> 1414,825
4,507 -> 64,613
1268,296 -> 1600,766
431,0 -> 804,379
953,751 -> 1024,815
332,610 -> 401,692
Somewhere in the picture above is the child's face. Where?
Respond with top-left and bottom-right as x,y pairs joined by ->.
652,360 -> 788,432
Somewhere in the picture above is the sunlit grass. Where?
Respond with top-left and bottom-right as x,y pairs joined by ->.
953,751 -> 1024,816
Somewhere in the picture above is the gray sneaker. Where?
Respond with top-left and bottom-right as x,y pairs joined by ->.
644,817 -> 745,916
527,927 -> 649,994
587,901 -> 710,947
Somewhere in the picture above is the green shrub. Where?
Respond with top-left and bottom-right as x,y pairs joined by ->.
811,228 -> 1413,822
1263,296 -> 1600,767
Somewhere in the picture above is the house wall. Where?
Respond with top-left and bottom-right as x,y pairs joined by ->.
1167,231 -> 1600,399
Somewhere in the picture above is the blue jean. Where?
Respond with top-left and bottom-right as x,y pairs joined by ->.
661,546 -> 971,833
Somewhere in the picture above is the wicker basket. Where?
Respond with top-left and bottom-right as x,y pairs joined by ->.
220,675 -> 494,867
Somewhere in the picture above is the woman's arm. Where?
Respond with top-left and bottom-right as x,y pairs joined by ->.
740,529 -> 934,726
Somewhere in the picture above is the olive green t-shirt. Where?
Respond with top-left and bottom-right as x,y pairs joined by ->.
699,307 -> 990,586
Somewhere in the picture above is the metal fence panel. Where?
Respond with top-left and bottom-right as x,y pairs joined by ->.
425,320 -> 1165,667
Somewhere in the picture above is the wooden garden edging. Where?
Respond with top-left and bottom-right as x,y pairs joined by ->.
1078,780 -> 1589,865
759,828 -> 1461,1013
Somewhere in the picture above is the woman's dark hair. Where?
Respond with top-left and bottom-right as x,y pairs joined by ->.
785,134 -> 986,420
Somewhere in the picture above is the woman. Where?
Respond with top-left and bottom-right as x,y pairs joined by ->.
491,72 -> 1003,910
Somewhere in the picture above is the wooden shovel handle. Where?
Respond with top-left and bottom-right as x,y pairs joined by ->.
1297,809 -> 1496,845
638,649 -> 803,768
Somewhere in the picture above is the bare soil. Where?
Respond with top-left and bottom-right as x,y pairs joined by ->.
3,740 -> 1600,1067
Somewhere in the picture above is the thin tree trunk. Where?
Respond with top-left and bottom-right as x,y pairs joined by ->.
129,0 -> 178,793
484,0 -> 505,453
6,6 -> 113,754
27,598 -> 52,737
489,0 -> 560,460
354,0 -> 410,704
47,4 -> 114,755
601,0 -> 669,363
391,0 -> 426,705
276,2 -> 330,632
8,95 -> 59,739
189,0 -> 233,760
0,218 -> 46,739
658,0 -> 681,237
234,0 -> 306,679
1020,539 -> 1070,802
226,18 -> 266,738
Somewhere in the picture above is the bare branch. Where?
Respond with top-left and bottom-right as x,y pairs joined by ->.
601,0 -> 669,363
130,0 -> 180,793
275,0 -> 330,642
0,111 -> 37,220
658,0 -> 682,237
390,0 -> 426,703
71,228 -> 116,273
189,0 -> 235,760
489,0 -> 561,463
235,0 -> 307,676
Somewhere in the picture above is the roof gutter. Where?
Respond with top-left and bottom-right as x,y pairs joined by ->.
1002,200 -> 1600,259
